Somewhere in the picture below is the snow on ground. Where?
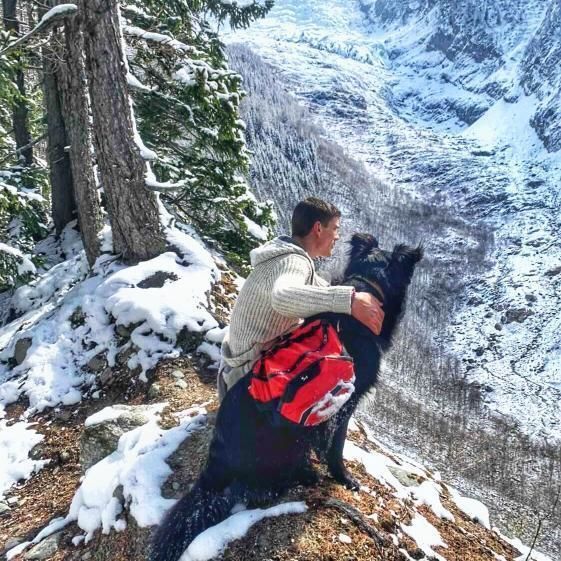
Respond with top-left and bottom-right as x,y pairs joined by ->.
447,485 -> 490,529
180,502 -> 308,561
5,404 -> 208,558
0,224 -> 221,418
0,223 -> 225,502
68,405 -> 207,542
345,423 -> 551,561
401,513 -> 447,561
0,420 -> 49,500
7,414 -> 551,561
344,437 -> 478,527
411,480 -> 455,522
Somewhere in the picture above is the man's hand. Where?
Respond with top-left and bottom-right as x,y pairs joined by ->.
351,292 -> 384,335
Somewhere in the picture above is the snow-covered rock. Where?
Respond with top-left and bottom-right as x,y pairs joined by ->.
80,404 -> 165,472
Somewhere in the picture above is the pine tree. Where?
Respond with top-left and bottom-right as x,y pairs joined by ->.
123,0 -> 275,269
56,4 -> 102,266
2,0 -> 32,165
0,6 -> 48,290
0,0 -> 276,288
80,0 -> 165,263
41,3 -> 76,235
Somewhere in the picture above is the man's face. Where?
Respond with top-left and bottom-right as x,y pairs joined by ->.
316,217 -> 341,257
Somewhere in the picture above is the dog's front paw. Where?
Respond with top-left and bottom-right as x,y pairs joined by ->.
329,466 -> 360,491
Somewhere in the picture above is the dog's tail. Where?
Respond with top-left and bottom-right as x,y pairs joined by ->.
150,481 -> 243,561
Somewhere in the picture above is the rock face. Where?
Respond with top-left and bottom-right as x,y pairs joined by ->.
361,0 -> 536,65
521,0 -> 561,151
0,501 -> 11,516
80,405 -> 155,471
503,307 -> 534,324
359,0 -> 561,142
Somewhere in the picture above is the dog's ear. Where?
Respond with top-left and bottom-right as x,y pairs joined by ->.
388,244 -> 423,282
391,244 -> 423,264
349,233 -> 379,262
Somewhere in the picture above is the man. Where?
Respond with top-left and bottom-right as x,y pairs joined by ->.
218,197 -> 384,399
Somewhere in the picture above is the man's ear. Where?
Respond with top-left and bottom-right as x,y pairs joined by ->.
312,220 -> 323,236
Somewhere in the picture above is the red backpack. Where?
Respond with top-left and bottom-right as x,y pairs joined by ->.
248,319 -> 355,427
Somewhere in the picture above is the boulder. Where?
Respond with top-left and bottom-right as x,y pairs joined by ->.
388,466 -> 421,487
69,307 -> 86,328
29,444 -> 45,461
115,324 -> 131,338
116,345 -> 136,366
80,404 -> 155,471
0,501 -> 11,516
99,367 -> 114,386
147,383 -> 162,400
137,271 -> 178,289
87,353 -> 107,373
24,531 -> 61,560
14,337 -> 32,365
545,265 -> 561,278
177,327 -> 204,353
4,537 -> 23,550
503,307 -> 534,324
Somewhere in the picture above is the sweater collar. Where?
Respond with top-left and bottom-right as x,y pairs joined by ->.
250,236 -> 313,267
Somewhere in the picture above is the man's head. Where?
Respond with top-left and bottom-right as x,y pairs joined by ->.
291,197 -> 341,258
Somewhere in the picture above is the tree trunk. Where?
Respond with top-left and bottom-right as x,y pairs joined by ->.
80,0 -> 164,263
42,19 -> 76,233
2,0 -> 33,165
56,10 -> 101,266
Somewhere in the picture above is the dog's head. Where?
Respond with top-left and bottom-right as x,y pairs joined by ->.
344,234 -> 422,338
345,233 -> 423,296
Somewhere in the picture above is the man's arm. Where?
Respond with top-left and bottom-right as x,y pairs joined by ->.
271,265 -> 353,318
271,256 -> 384,335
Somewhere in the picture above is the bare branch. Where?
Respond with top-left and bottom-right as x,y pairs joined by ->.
321,497 -> 389,555
0,132 -> 47,166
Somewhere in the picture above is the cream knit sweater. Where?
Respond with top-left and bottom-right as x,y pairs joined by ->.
220,236 -> 353,393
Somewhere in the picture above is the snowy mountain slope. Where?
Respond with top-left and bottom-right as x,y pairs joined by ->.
225,0 -> 561,441
358,0 -> 549,130
521,0 -> 561,151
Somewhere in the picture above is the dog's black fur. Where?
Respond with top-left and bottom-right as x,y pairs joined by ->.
150,234 -> 423,561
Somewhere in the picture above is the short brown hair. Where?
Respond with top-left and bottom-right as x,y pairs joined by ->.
291,197 -> 341,237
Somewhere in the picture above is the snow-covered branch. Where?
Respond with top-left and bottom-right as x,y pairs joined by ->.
0,4 -> 78,55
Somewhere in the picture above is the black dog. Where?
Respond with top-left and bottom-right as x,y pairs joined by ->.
150,234 -> 422,561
